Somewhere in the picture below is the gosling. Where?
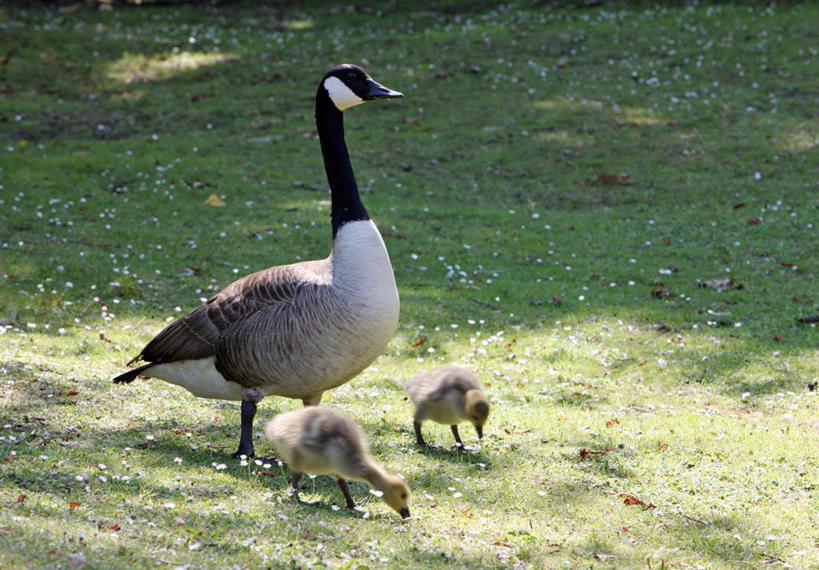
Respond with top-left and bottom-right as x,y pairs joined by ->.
265,407 -> 411,518
405,365 -> 490,448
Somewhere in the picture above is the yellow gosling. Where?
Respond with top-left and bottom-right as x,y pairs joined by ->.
405,365 -> 489,448
265,407 -> 411,518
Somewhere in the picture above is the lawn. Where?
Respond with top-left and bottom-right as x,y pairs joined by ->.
1,1 -> 817,568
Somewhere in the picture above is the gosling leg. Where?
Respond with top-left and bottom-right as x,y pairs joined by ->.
413,420 -> 427,446
451,424 -> 464,447
232,399 -> 257,458
336,478 -> 357,510
291,472 -> 314,505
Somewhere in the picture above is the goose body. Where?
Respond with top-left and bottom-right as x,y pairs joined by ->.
265,407 -> 411,518
113,65 -> 403,458
405,366 -> 490,447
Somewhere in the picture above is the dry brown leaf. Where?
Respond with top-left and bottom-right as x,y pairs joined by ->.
618,493 -> 656,509
409,336 -> 427,348
204,193 -> 226,207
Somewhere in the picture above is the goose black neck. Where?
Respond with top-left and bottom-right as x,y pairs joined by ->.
316,89 -> 369,238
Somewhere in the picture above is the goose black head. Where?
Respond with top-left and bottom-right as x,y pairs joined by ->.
321,64 -> 403,112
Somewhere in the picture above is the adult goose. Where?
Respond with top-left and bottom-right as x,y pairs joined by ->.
113,65 -> 403,458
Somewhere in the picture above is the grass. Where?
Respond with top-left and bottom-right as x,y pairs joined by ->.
1,0 -> 817,567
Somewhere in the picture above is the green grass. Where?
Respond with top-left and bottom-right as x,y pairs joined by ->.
1,1 -> 817,567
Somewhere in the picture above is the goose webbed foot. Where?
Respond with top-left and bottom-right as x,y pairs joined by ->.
252,456 -> 284,467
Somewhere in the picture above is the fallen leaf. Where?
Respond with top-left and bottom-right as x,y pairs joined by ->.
773,334 -> 783,342
651,286 -> 672,298
747,217 -> 761,224
14,494 -> 26,504
583,173 -> 630,186
409,336 -> 427,348
658,443 -> 668,451
67,501 -> 80,511
605,418 -> 620,428
732,202 -> 745,209
204,193 -> 226,207
618,493 -> 656,509
108,523 -> 121,531
579,447 -> 613,457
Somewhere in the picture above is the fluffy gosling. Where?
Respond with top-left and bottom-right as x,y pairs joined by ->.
265,407 -> 411,518
405,365 -> 490,448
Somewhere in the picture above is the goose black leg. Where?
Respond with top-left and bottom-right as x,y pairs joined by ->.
336,478 -> 357,510
232,399 -> 257,458
451,424 -> 464,447
413,420 -> 427,446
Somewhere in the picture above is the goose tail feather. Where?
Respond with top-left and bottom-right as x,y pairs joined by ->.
112,362 -> 156,384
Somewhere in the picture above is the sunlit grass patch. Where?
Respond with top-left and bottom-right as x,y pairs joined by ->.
774,122 -> 818,153
106,51 -> 235,84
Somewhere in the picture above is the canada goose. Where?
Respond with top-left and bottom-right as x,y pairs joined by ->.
113,65 -> 403,458
405,366 -> 490,447
265,407 -> 411,518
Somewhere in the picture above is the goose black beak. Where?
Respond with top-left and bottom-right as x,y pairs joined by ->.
399,507 -> 411,519
476,425 -> 484,439
365,78 -> 404,100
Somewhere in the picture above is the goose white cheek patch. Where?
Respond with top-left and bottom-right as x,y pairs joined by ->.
324,76 -> 364,111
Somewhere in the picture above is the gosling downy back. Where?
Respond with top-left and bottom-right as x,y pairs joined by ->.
265,407 -> 410,518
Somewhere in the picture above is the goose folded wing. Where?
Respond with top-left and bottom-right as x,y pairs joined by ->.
133,265 -> 310,366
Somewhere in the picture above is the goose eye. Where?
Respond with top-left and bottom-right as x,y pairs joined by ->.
346,72 -> 357,81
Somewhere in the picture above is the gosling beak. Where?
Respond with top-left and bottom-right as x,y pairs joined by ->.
399,507 -> 411,519
476,425 -> 484,439
365,78 -> 404,100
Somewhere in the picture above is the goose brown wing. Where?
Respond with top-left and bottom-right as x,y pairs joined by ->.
133,263 -> 319,366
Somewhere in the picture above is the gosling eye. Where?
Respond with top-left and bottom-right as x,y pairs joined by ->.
401,493 -> 407,499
